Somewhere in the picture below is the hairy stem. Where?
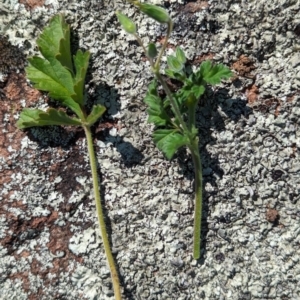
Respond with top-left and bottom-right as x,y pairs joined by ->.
156,64 -> 203,258
83,125 -> 122,300
151,29 -> 203,257
154,21 -> 173,70
155,72 -> 188,133
134,34 -> 150,63
134,31 -> 187,133
189,139 -> 203,259
133,14 -> 203,259
187,103 -> 196,132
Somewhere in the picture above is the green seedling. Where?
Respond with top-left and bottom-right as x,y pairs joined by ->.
17,14 -> 122,300
117,2 -> 232,259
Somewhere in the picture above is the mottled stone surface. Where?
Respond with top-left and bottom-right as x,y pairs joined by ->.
0,0 -> 299,299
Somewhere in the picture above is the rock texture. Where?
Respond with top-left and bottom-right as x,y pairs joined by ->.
0,0 -> 299,299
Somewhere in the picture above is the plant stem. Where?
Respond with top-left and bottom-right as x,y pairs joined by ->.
150,28 -> 203,257
187,96 -> 197,132
83,125 -> 122,300
134,16 -> 203,259
189,139 -> 203,259
134,31 -> 188,134
154,21 -> 173,71
156,67 -> 203,258
155,72 -> 188,134
134,35 -> 149,62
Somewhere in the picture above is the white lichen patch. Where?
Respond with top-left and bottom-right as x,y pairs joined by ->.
1,0 -> 300,299
69,227 -> 98,255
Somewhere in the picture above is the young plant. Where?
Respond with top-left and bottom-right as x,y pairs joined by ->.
117,3 -> 232,259
17,14 -> 122,300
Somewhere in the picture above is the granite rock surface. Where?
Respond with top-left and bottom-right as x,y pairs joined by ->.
0,0 -> 299,299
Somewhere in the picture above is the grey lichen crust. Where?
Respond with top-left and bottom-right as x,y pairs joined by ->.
1,0 -> 300,299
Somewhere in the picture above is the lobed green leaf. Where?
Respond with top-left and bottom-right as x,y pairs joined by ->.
175,47 -> 186,65
167,55 -> 184,72
86,104 -> 106,126
37,14 -> 73,73
144,94 -> 171,126
191,85 -> 205,99
147,80 -> 158,96
176,78 -> 200,105
198,60 -> 232,85
26,56 -> 83,119
153,129 -> 188,159
73,50 -> 91,106
144,81 -> 175,126
164,68 -> 186,82
17,108 -> 82,129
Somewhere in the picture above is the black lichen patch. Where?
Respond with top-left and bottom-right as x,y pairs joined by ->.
0,35 -> 26,73
294,23 -> 300,37
27,125 -> 77,148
